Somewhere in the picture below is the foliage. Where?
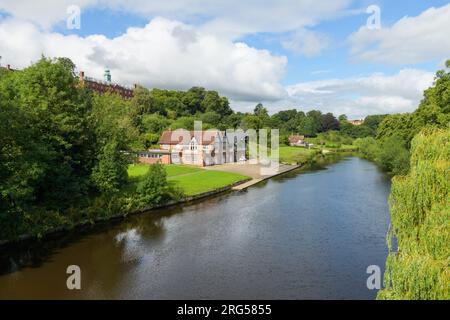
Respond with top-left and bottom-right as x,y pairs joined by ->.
91,140 -> 129,194
0,57 -> 96,213
136,162 -> 170,205
377,128 -> 449,300
377,61 -> 450,146
358,60 -> 450,175
376,136 -> 410,175
353,137 -> 379,160
321,113 -> 340,131
278,146 -> 318,164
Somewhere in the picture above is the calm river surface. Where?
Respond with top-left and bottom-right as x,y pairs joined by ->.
0,156 -> 391,299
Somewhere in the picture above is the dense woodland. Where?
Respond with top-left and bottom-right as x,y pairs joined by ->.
0,57 -> 448,299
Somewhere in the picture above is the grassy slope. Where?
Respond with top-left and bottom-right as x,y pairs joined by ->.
127,164 -> 249,196
278,146 -> 317,164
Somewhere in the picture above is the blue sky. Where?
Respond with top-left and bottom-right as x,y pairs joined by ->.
0,0 -> 449,117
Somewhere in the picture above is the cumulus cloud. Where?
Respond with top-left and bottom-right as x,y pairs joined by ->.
0,0 -> 96,29
282,69 -> 435,118
348,4 -> 450,64
282,29 -> 330,57
0,0 -> 352,37
0,17 -> 288,101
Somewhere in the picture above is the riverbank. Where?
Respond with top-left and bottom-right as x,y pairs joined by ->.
0,162 -> 301,247
202,162 -> 301,190
0,156 -> 391,299
1,149 -> 353,247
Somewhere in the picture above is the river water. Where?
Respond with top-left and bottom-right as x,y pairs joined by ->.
0,156 -> 391,299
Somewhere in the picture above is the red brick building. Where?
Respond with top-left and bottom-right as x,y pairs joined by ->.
137,150 -> 171,165
78,70 -> 135,99
288,135 -> 305,146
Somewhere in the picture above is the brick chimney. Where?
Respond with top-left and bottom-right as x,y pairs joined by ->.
79,71 -> 85,80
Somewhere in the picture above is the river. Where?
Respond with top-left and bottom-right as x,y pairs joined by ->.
0,156 -> 391,299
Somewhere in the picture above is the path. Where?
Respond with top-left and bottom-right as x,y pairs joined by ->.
203,161 -> 301,190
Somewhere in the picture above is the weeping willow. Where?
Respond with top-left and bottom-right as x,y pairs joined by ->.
377,127 -> 449,299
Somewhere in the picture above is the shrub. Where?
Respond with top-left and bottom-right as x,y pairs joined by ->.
377,135 -> 410,175
136,162 -> 170,206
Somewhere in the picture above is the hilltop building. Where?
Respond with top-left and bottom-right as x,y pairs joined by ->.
349,119 -> 364,126
78,70 -> 135,99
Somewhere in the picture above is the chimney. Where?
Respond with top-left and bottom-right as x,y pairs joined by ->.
79,71 -> 85,81
6,64 -> 11,70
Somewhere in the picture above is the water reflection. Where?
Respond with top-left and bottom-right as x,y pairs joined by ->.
0,156 -> 391,299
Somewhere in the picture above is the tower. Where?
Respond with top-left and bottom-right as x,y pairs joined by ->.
104,69 -> 111,83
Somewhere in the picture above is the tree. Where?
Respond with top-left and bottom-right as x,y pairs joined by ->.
137,162 -> 169,205
182,87 -> 206,114
201,91 -> 232,118
240,114 -> 263,131
169,116 -> 196,130
321,113 -> 340,131
90,92 -> 139,151
298,115 -> 320,137
131,86 -> 162,116
363,114 -> 387,131
378,128 -> 449,300
354,137 -> 379,160
91,141 -> 129,194
338,114 -> 347,122
4,57 -> 97,209
224,112 -> 244,129
376,113 -> 414,145
377,135 -> 410,175
253,103 -> 268,117
200,111 -> 222,127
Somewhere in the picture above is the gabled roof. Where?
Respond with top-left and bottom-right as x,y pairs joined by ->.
160,130 -> 220,145
288,135 -> 305,143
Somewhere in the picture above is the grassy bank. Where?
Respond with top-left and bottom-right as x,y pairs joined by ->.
128,164 -> 249,196
278,146 -> 318,164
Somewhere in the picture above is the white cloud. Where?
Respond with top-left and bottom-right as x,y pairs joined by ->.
282,29 -> 330,57
348,4 -> 450,64
282,69 -> 435,118
0,0 -> 97,29
0,0 -> 352,37
0,17 -> 287,101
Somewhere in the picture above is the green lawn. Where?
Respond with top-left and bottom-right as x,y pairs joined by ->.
127,164 -> 249,196
168,170 -> 249,196
278,146 -> 317,164
128,164 -> 202,179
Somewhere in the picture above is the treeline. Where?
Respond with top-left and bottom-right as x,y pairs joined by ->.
355,61 -> 450,176
369,61 -> 449,299
132,89 -> 385,149
377,128 -> 449,299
